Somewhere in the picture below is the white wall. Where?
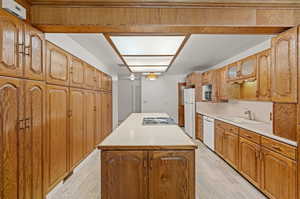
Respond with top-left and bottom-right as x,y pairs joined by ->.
141,75 -> 185,122
45,33 -> 119,128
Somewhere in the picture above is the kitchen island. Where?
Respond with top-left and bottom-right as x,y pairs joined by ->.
98,113 -> 197,199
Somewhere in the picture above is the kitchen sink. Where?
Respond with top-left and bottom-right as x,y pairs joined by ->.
142,117 -> 176,125
219,116 -> 263,124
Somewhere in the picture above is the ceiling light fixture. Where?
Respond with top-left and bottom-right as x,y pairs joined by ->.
129,66 -> 168,73
146,73 -> 158,81
129,73 -> 136,81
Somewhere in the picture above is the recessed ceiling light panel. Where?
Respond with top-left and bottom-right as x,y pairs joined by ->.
110,36 -> 185,55
123,56 -> 173,66
129,66 -> 168,73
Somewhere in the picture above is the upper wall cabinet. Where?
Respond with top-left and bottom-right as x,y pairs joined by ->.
0,13 -> 24,78
95,69 -> 102,91
46,42 -> 70,86
70,56 -> 85,88
239,55 -> 257,80
217,66 -> 228,101
227,62 -> 239,82
257,49 -> 271,101
271,27 -> 298,103
24,25 -> 45,81
84,64 -> 96,90
201,71 -> 212,85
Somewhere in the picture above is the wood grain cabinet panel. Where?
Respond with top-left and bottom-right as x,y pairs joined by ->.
70,88 -> 85,169
215,124 -> 224,157
101,151 -> 148,199
70,57 -> 85,88
84,64 -> 96,90
196,114 -> 203,141
261,147 -> 296,199
24,80 -> 45,199
227,62 -> 239,82
0,77 -> 24,199
24,25 -> 45,81
271,27 -> 298,103
218,66 -> 228,101
0,14 -> 24,78
239,55 -> 257,80
223,131 -> 239,169
44,85 -> 69,192
95,70 -> 102,91
239,137 -> 261,188
46,42 -> 69,86
257,49 -> 271,101
95,92 -> 102,145
84,90 -> 96,155
149,151 -> 195,199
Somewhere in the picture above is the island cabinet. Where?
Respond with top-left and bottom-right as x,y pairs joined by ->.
99,114 -> 197,199
271,26 -> 298,103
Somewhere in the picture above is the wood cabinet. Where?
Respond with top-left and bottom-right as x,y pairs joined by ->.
217,66 -> 228,101
101,151 -> 148,199
44,85 -> 69,192
101,73 -> 112,91
84,64 -> 96,90
95,70 -> 102,91
196,114 -> 203,141
101,150 -> 195,199
257,49 -> 271,101
70,56 -> 85,88
239,55 -> 257,80
201,71 -> 211,84
69,88 -> 85,169
0,13 -> 24,78
46,42 -> 70,86
0,77 -> 24,199
101,92 -> 113,139
271,27 -> 298,103
261,147 -> 296,199
24,80 -> 45,199
227,62 -> 239,81
178,105 -> 185,127
223,130 -> 239,169
178,82 -> 186,127
215,122 -> 224,157
95,92 -> 102,145
24,25 -> 45,81
84,90 -> 96,155
239,137 -> 261,188
149,151 -> 195,199
0,77 -> 45,199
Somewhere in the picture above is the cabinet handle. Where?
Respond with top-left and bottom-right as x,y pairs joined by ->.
271,146 -> 282,152
25,118 -> 31,129
19,119 -> 25,130
24,46 -> 31,56
245,135 -> 252,139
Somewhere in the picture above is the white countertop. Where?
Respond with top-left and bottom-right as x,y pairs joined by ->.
98,113 -> 197,150
198,111 -> 297,147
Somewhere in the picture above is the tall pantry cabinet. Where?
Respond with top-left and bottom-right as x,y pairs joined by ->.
0,10 -> 113,199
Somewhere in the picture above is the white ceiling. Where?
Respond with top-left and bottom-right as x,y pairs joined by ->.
67,33 -> 274,77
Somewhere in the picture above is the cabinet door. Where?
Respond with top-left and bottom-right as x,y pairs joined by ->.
24,25 -> 45,81
24,80 -> 45,199
215,126 -> 224,157
149,151 -> 195,199
0,14 -> 24,78
95,70 -> 102,91
107,93 -> 113,134
239,55 -> 257,79
0,77 -> 24,199
44,85 -> 69,191
101,151 -> 148,199
227,63 -> 239,81
239,137 -> 261,188
84,64 -> 96,90
95,92 -> 102,145
223,131 -> 239,169
101,92 -> 108,138
178,105 -> 184,127
70,57 -> 85,88
271,27 -> 297,103
46,42 -> 69,86
261,148 -> 296,199
70,88 -> 85,169
195,114 -> 203,141
257,49 -> 271,101
84,90 -> 96,155
218,66 -> 228,101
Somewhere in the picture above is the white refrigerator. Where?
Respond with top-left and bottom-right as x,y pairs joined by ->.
184,88 -> 195,139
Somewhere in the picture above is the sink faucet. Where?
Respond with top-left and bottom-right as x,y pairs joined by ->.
244,110 -> 254,120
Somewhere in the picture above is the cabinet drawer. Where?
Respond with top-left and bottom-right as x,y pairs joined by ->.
216,120 -> 239,135
261,137 -> 296,160
240,128 -> 261,144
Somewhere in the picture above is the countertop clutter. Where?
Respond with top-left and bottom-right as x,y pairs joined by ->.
98,113 -> 197,149
197,111 -> 297,147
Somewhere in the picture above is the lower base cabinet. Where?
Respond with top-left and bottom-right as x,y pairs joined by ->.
196,114 -> 203,141
101,150 -> 195,199
261,147 -> 296,199
223,131 -> 239,169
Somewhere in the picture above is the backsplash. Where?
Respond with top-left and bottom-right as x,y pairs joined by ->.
196,100 -> 273,123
